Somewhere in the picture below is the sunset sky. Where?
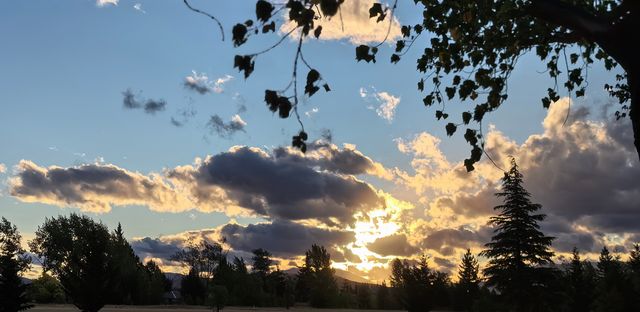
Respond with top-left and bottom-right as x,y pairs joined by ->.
1,0 -> 638,282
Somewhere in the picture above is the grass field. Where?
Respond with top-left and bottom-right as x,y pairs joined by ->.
30,305 -> 409,312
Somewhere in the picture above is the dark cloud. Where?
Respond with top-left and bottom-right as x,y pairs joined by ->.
183,78 -> 210,95
220,220 -> 354,257
206,114 -> 246,138
368,234 -> 418,256
169,146 -> 383,225
433,257 -> 455,271
551,232 -> 597,253
122,89 -> 166,114
170,106 -> 197,128
143,99 -> 166,114
9,160 -> 188,213
131,237 -> 182,260
421,227 -> 491,255
272,140 -> 389,178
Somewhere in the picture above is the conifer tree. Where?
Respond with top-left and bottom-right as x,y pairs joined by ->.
0,218 -> 33,312
566,248 -> 593,312
480,158 -> 555,311
456,249 -> 480,311
629,244 -> 640,310
594,246 -> 634,312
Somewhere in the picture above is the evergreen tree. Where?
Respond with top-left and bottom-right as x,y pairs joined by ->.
456,249 -> 480,311
629,244 -> 640,310
566,248 -> 593,312
480,159 -> 555,311
376,281 -> 390,310
594,246 -> 634,312
0,218 -> 33,312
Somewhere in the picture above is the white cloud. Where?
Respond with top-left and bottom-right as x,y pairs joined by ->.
360,87 -> 400,122
184,71 -> 233,94
213,75 -> 234,94
133,3 -> 146,13
305,107 -> 319,118
0,163 -> 6,174
282,0 -> 401,44
374,92 -> 400,122
96,0 -> 118,7
230,114 -> 246,127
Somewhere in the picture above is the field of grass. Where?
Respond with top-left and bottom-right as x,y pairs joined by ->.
30,305 -> 408,312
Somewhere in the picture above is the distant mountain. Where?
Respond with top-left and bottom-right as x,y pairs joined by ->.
164,267 -> 376,291
283,267 -> 373,285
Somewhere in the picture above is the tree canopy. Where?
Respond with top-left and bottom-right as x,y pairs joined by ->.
183,0 -> 639,172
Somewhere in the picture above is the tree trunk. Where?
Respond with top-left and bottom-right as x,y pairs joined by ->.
629,71 -> 640,160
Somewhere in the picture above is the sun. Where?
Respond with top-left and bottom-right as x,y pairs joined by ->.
333,195 -> 413,275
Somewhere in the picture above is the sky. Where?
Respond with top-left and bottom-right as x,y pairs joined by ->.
1,0 -> 638,282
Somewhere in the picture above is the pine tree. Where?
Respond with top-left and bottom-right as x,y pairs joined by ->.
629,244 -> 640,310
594,246 -> 633,312
566,248 -> 593,312
456,249 -> 480,311
0,217 -> 33,312
480,158 -> 555,311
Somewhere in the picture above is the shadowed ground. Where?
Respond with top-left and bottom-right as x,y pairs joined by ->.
30,306 -> 412,312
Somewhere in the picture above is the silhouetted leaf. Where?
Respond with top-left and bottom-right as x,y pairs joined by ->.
355,45 -> 376,63
256,0 -> 274,22
369,3 -> 386,22
234,55 -> 254,78
232,24 -> 248,47
445,123 -> 457,136
314,26 -> 323,38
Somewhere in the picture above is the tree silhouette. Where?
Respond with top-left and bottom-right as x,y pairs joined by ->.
628,244 -> 640,310
0,218 -> 33,312
456,249 -> 480,311
297,244 -> 338,308
27,272 -> 66,304
390,256 -> 447,312
566,248 -> 594,312
185,0 -> 640,171
593,246 -> 635,312
29,214 -> 116,312
480,158 -> 555,311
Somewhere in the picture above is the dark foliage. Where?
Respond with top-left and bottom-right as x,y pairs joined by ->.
0,218 -> 33,312
481,159 -> 556,311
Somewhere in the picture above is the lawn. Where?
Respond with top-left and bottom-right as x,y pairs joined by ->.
30,305 -> 408,312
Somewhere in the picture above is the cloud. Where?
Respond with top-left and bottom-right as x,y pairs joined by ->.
282,0 -> 401,45
96,0 -> 118,7
360,88 -> 401,122
131,237 -> 182,261
131,220 -> 354,262
220,220 -> 355,257
133,3 -> 146,13
122,89 -> 166,114
10,144 -> 388,227
421,227 -> 491,256
367,234 -> 418,256
272,140 -> 393,179
375,92 -> 401,122
167,146 -> 384,225
395,98 -> 640,261
183,71 -> 233,94
206,114 -> 247,138
9,160 -> 192,213
0,163 -> 6,174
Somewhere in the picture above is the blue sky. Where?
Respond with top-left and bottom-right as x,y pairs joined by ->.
1,0 -> 636,280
